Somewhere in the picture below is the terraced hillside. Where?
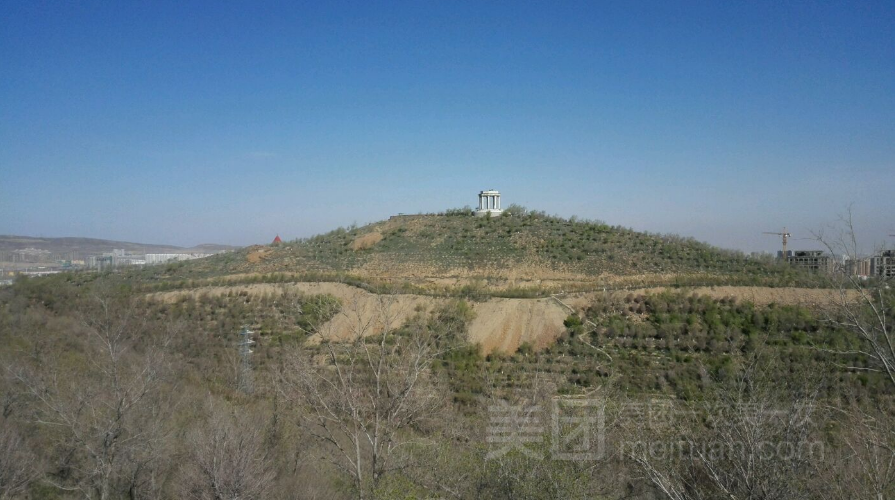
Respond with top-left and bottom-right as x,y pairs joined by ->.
137,210 -> 810,292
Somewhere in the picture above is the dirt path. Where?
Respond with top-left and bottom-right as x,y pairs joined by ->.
561,286 -> 856,310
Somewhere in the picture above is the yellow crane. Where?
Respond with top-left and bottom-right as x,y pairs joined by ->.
763,227 -> 792,258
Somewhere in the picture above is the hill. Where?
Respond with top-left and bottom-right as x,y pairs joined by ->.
145,209 -> 809,293
0,235 -> 237,255
4,213 -> 889,500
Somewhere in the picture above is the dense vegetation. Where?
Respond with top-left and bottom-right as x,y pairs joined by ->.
437,291 -> 887,405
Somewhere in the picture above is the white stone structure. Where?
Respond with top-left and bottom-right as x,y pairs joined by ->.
475,189 -> 503,217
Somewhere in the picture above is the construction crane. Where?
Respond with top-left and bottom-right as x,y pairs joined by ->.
763,227 -> 792,258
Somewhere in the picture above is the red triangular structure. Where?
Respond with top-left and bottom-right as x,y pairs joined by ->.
272,235 -> 282,244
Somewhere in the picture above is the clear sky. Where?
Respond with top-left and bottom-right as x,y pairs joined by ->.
1,1 -> 893,253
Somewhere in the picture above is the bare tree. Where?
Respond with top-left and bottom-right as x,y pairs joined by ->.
802,209 -> 895,500
818,405 -> 895,500
11,294 -> 177,500
278,293 -> 449,499
627,355 -> 822,500
0,419 -> 39,500
177,401 -> 275,500
812,207 -> 895,389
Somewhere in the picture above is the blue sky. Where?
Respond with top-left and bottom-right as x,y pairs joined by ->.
1,1 -> 893,252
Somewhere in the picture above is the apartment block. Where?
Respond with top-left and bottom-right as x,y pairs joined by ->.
787,250 -> 835,273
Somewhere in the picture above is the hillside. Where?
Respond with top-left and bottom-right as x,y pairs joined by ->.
4,214 -> 890,500
144,210 -> 809,293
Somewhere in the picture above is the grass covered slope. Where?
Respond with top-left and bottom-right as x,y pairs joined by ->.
136,209 -> 811,292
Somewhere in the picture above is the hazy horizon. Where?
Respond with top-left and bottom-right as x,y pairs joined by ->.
2,1 -> 893,253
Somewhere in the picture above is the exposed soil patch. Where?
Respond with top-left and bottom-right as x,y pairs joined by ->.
467,298 -> 568,354
245,247 -> 269,263
351,232 -> 383,251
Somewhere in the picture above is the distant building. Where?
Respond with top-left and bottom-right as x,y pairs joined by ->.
787,250 -> 835,273
845,257 -> 872,277
13,248 -> 52,263
144,253 -> 210,265
475,189 -> 503,217
111,255 -> 144,266
21,269 -> 61,277
93,255 -> 114,270
870,250 -> 895,278
272,235 -> 282,244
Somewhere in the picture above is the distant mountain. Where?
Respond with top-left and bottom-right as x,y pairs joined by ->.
0,235 -> 238,255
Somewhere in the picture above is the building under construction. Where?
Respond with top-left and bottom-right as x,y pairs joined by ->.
870,250 -> 895,278
787,250 -> 835,273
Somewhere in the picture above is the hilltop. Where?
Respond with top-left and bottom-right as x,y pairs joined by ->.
137,209 -> 808,293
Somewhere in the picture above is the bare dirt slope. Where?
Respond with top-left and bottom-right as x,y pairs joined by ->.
467,297 -> 568,354
149,282 -> 438,342
148,282 -> 568,353
298,283 -> 437,343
